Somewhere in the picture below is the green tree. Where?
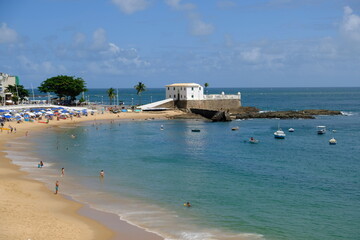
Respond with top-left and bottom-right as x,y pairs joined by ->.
134,82 -> 146,105
38,75 -> 87,103
204,83 -> 209,94
5,84 -> 29,104
107,88 -> 116,105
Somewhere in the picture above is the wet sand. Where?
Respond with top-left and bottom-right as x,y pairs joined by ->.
0,109 -> 185,240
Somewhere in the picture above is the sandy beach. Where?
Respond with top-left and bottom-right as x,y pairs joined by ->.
0,109 -> 185,240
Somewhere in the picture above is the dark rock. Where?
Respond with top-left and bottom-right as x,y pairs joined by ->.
232,109 -> 342,120
190,108 -> 232,122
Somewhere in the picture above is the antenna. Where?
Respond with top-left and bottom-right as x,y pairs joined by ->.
31,83 -> 35,102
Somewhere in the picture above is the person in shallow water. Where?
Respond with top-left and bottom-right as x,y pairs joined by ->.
55,180 -> 59,194
184,202 -> 191,207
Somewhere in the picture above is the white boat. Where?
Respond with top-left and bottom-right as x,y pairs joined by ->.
274,128 -> 286,139
317,126 -> 326,135
288,128 -> 295,132
329,138 -> 337,145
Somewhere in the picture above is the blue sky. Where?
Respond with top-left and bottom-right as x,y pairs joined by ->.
1,0 -> 359,88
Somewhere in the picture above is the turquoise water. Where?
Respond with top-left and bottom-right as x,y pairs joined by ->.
17,88 -> 360,240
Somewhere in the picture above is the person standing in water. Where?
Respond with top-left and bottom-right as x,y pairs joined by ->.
100,170 -> 104,178
61,168 -> 65,176
55,181 -> 59,194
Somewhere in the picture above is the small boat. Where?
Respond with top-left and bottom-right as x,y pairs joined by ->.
329,138 -> 337,145
231,127 -> 239,131
249,137 -> 259,144
317,126 -> 326,135
160,125 -> 164,130
288,128 -> 295,132
191,129 -> 200,132
274,128 -> 286,139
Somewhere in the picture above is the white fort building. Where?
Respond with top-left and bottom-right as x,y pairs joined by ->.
165,83 -> 241,101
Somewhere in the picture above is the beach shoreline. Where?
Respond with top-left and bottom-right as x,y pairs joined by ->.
0,109 -> 186,240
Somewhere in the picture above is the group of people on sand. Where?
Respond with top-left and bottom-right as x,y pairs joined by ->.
0,124 -> 16,133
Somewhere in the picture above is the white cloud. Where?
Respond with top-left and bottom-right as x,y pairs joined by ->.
73,32 -> 86,46
164,1 -> 214,36
112,0 -> 149,14
0,23 -> 18,44
164,0 -> 195,11
190,18 -> 214,36
17,55 -> 66,73
217,0 -> 237,9
241,48 -> 261,62
341,6 -> 360,41
92,28 -> 107,49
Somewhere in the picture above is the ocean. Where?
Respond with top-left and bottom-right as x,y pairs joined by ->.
7,87 -> 360,240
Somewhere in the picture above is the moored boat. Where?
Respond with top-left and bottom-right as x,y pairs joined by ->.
317,126 -> 326,135
288,128 -> 295,132
329,137 -> 337,145
191,129 -> 200,132
274,125 -> 286,139
231,126 -> 239,131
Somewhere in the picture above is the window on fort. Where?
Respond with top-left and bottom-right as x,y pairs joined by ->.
192,95 -> 194,98
199,87 -> 201,90
192,87 -> 194,90
173,87 -> 175,90
168,87 -> 169,90
174,95 -> 176,98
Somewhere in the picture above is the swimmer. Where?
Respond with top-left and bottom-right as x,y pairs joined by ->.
100,170 -> 104,178
184,202 -> 191,207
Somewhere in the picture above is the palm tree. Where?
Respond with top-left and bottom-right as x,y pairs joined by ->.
107,88 -> 116,105
204,83 -> 209,94
134,82 -> 146,105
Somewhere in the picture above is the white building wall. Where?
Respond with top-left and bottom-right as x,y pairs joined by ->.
165,84 -> 204,100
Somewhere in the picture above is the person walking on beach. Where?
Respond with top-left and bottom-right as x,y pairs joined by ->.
40,161 -> 44,168
55,181 -> 59,194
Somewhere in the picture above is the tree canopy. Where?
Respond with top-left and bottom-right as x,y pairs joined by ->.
107,88 -> 116,105
134,82 -> 146,105
38,75 -> 87,101
5,84 -> 29,104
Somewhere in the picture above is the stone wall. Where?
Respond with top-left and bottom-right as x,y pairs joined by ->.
176,99 -> 241,111
155,100 -> 175,109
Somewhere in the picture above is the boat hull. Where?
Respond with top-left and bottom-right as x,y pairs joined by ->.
274,135 -> 285,139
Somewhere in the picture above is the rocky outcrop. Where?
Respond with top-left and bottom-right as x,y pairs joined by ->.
190,108 -> 232,122
233,109 -> 342,120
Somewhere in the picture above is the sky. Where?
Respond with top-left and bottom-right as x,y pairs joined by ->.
0,0 -> 360,88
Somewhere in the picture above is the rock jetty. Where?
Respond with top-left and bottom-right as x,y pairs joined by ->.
232,108 -> 342,120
